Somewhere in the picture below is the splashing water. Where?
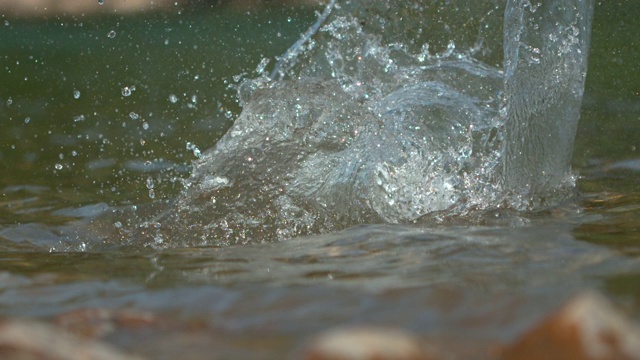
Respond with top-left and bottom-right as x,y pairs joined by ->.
501,0 -> 593,205
113,0 -> 593,248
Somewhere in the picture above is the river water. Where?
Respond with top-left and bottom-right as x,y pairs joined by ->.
1,1 -> 639,359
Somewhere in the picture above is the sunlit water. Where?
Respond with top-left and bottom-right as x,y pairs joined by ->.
1,1 -> 640,359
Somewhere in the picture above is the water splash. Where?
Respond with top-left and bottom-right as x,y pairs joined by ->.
501,0 -> 594,207
119,0 -> 593,247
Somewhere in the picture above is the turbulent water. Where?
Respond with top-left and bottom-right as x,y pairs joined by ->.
45,0 -> 593,249
1,2 -> 639,358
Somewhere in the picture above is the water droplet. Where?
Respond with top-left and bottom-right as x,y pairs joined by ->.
129,112 -> 139,120
73,90 -> 81,99
255,57 -> 270,75
54,163 -> 63,170
142,122 -> 149,130
6,97 -> 13,106
146,176 -> 155,190
24,117 -> 30,124
107,30 -> 116,38
168,94 -> 178,103
73,114 -> 86,122
114,221 -> 122,228
121,86 -> 134,97
98,0 -> 104,4
186,142 -> 202,158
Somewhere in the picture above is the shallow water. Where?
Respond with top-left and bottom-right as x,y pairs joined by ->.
1,1 -> 640,358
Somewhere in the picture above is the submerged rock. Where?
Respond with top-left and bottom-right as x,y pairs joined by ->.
0,318 -> 143,360
500,291 -> 640,360
54,308 -> 156,340
298,326 -> 433,360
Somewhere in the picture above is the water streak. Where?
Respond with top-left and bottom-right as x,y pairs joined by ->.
502,0 -> 594,206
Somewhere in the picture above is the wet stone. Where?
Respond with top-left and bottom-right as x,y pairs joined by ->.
298,326 -> 434,360
54,308 -> 157,340
500,291 -> 640,360
0,318 -> 143,360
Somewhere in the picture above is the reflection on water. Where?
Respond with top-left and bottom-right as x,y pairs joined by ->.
0,0 -> 640,358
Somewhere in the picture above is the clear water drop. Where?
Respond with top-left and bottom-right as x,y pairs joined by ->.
186,142 -> 202,158
168,94 -> 178,103
73,90 -> 81,99
146,177 -> 154,190
129,112 -> 139,120
255,57 -> 270,75
98,0 -> 104,4
121,86 -> 133,97
107,30 -> 116,38
54,163 -> 63,170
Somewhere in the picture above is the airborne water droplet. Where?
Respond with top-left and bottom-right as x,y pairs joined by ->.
255,57 -> 270,75
73,90 -> 81,99
107,30 -> 116,38
186,142 -> 202,158
146,177 -> 154,189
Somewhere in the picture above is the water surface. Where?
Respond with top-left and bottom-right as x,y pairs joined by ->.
1,1 -> 640,358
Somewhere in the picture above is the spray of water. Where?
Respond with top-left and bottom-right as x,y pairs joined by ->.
113,0 -> 593,248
